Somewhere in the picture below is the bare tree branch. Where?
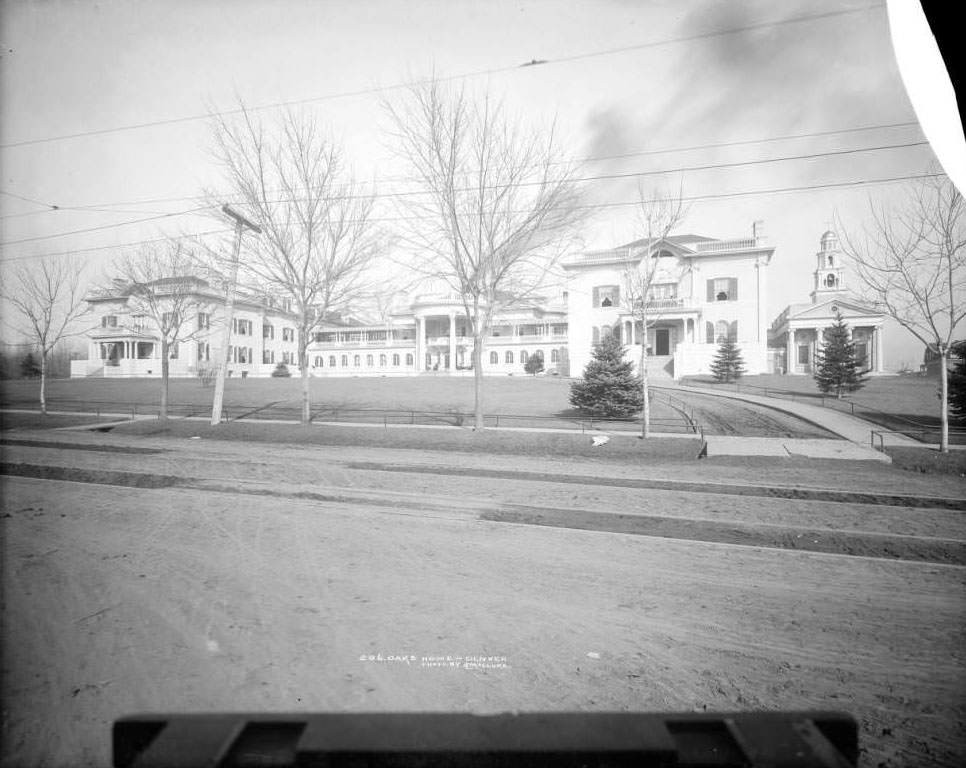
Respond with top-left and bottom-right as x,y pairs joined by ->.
837,169 -> 965,451
384,78 -> 587,429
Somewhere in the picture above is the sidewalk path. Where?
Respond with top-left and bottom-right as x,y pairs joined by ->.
658,383 -> 928,462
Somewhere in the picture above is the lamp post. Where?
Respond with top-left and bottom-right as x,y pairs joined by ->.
210,204 -> 261,426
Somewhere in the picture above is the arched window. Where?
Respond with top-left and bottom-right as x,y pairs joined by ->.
341,355 -> 348,367
521,351 -> 529,364
505,351 -> 514,364
715,320 -> 730,343
406,353 -> 414,366
329,356 -> 336,367
612,325 -> 621,343
827,255 -> 834,267
392,354 -> 400,366
825,273 -> 836,288
379,354 -> 387,367
490,351 -> 499,364
551,349 -> 559,363
354,354 -> 361,367
315,356 -> 322,367
601,325 -> 611,340
366,354 -> 374,367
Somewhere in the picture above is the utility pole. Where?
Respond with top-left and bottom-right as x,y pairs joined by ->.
210,204 -> 261,426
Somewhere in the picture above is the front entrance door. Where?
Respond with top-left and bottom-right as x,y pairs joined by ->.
655,328 -> 670,356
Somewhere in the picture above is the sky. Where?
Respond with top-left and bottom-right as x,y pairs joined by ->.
0,0 -> 956,369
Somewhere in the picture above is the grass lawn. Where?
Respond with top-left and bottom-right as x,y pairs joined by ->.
105,418 -> 703,462
0,375 -> 683,425
0,412 -> 118,431
682,372 -> 966,442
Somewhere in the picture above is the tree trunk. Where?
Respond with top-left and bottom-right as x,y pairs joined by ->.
160,340 -> 169,421
473,334 -> 484,431
40,351 -> 47,416
300,342 -> 310,425
940,347 -> 949,453
640,328 -> 650,439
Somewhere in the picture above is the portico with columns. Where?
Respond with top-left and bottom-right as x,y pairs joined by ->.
769,230 -> 886,375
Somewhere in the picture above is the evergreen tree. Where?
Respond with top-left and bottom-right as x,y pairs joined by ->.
709,337 -> 746,383
949,340 -> 966,421
813,312 -> 868,398
569,334 -> 644,417
524,351 -> 544,376
20,351 -> 41,379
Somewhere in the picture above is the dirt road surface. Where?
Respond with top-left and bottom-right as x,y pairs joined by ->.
2,431 -> 965,767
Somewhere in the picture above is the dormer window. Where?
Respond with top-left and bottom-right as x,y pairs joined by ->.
593,285 -> 620,308
101,315 -> 118,328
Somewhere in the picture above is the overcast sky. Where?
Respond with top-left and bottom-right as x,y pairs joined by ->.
0,0 -> 948,368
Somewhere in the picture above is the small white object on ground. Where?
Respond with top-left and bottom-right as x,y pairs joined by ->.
586,651 -> 600,659
591,435 -> 609,447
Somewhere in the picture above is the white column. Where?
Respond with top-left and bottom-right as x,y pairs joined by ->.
448,310 -> 456,370
875,326 -> 884,372
785,329 -> 794,374
416,316 -> 424,370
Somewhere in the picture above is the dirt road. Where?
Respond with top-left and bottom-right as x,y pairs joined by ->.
1,432 -> 965,767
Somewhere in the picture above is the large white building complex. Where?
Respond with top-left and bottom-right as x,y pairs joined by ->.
73,224 -> 883,381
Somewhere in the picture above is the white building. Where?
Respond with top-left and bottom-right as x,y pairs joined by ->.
71,277 -> 300,378
305,292 -> 570,377
768,231 -> 885,375
561,225 -> 775,378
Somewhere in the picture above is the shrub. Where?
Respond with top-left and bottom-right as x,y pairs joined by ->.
709,337 -> 746,383
271,362 -> 292,377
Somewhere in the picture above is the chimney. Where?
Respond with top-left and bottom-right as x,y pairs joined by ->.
752,220 -> 765,242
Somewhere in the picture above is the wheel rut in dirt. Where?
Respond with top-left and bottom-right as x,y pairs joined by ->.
344,462 -> 966,510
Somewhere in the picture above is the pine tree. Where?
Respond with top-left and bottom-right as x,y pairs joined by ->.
20,351 -> 41,379
948,340 -> 966,421
709,337 -> 746,383
569,334 -> 644,417
813,312 -> 868,398
524,351 -> 544,376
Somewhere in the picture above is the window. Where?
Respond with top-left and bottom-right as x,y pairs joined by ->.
162,311 -> 176,329
169,343 -> 179,360
282,328 -> 294,342
329,356 -> 337,367
592,285 -> 620,308
314,356 -> 322,367
232,318 -> 252,336
263,324 -> 274,340
392,354 -> 400,366
379,354 -> 387,367
198,342 -> 209,362
354,355 -> 361,367
825,273 -> 837,288
262,350 -> 273,364
798,345 -> 810,365
828,255 -> 834,267
715,321 -> 730,343
551,349 -> 559,363
102,315 -> 118,328
282,351 -> 293,364
341,355 -> 348,367
490,351 -> 499,364
367,354 -> 374,367
521,351 -> 529,364
406,354 -> 414,366
197,313 -> 210,330
648,283 -> 678,301
707,278 -> 738,302
505,351 -> 514,364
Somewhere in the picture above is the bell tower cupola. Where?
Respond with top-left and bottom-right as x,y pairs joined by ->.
810,229 -> 846,302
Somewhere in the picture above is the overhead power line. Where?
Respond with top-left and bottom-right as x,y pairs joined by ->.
0,137 -> 929,247
0,172 -> 941,265
6,119 -> 917,215
0,3 -> 883,150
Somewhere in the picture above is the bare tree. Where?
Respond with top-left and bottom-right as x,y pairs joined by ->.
207,104 -> 382,424
385,79 -> 585,430
113,240 -> 214,420
3,255 -> 88,413
622,187 -> 688,438
838,170 -> 965,452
